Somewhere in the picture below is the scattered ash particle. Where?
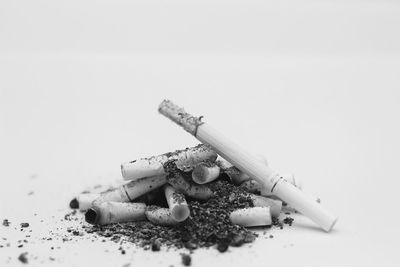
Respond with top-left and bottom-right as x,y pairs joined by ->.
151,239 -> 161,251
181,253 -> 191,266
20,223 -> 29,228
18,252 -> 28,264
18,244 -> 23,248
216,242 -> 229,253
27,191 -> 34,196
269,235 -> 274,239
3,219 -> 10,227
72,230 -> 80,236
283,217 -> 294,226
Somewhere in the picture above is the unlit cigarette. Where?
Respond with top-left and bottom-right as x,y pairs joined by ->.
158,100 -> 338,232
164,185 -> 190,222
230,207 -> 272,227
249,194 -> 282,217
121,144 -> 217,180
69,193 -> 99,211
145,206 -> 179,226
85,202 -> 146,225
192,162 -> 220,184
93,175 -> 167,204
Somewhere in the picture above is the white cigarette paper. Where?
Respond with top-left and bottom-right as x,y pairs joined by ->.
145,206 -> 179,226
158,100 -> 338,232
121,144 -> 217,180
249,194 -> 282,218
192,162 -> 220,184
230,207 -> 272,227
164,185 -> 190,222
75,193 -> 99,211
93,175 -> 167,204
85,202 -> 146,225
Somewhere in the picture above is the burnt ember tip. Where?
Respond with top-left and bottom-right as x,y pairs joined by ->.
85,209 -> 98,224
69,198 -> 79,209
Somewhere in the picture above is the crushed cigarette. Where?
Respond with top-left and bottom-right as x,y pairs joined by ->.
121,144 -> 217,180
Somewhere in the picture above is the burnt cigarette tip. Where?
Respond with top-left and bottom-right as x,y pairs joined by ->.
85,208 -> 98,225
69,198 -> 79,209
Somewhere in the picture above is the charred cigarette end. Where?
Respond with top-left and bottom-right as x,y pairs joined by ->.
69,198 -> 79,209
158,99 -> 203,136
85,208 -> 99,225
230,207 -> 272,227
145,206 -> 179,226
192,163 -> 220,184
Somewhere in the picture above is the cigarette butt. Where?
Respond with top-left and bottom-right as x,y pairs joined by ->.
70,193 -> 100,211
229,207 -> 272,227
85,202 -> 146,225
145,206 -> 179,226
121,144 -> 217,180
164,163 -> 213,200
192,162 -> 220,184
164,185 -> 190,222
94,175 -> 167,204
249,194 -> 282,217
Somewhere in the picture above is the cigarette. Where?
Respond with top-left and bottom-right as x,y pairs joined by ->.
85,202 -> 146,225
192,162 -> 220,184
93,175 -> 167,204
145,206 -> 179,226
249,194 -> 282,217
69,193 -> 99,211
164,185 -> 190,222
159,100 -> 338,232
121,144 -> 217,180
164,163 -> 213,200
229,207 -> 272,227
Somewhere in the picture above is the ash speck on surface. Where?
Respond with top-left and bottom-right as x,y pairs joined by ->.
181,253 -> 191,266
18,252 -> 28,264
3,219 -> 10,227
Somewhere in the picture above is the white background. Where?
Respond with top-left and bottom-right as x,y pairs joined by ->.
1,0 -> 400,266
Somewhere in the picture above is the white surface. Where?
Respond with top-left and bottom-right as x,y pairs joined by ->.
1,0 -> 400,266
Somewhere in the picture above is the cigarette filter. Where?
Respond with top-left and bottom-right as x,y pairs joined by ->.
164,185 -> 190,222
230,207 -> 272,227
85,202 -> 146,225
249,194 -> 282,217
192,162 -> 220,184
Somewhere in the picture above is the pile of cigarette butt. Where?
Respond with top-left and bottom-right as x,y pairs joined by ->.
70,144 -> 298,263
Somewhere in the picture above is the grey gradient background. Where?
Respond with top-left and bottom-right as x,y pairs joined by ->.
1,1 -> 399,266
